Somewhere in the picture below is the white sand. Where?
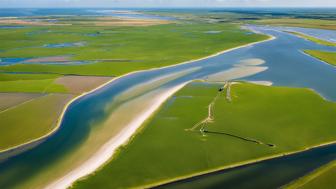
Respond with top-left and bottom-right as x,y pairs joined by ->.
46,82 -> 189,189
238,58 -> 266,66
247,80 -> 273,86
206,66 -> 268,82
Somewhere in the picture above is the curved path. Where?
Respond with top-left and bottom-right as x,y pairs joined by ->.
0,25 -> 336,189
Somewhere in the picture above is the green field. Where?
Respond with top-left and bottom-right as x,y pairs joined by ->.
0,78 -> 67,93
0,73 -> 67,93
73,82 -> 336,189
0,94 -> 73,151
0,22 -> 267,76
304,50 -> 336,66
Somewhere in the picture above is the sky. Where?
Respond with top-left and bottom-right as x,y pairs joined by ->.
0,0 -> 336,8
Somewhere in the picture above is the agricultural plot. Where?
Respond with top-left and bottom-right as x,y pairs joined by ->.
0,94 -> 73,151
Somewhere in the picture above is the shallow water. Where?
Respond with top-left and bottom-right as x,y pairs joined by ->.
0,57 -> 95,66
0,58 -> 29,65
0,25 -> 335,188
0,25 -> 25,29
43,42 -> 86,48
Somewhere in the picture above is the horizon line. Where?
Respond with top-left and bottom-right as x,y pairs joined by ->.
1,6 -> 336,9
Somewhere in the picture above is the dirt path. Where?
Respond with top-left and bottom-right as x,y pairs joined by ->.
187,81 -> 275,147
188,82 -> 227,132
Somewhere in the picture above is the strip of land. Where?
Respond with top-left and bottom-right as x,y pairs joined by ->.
254,18 -> 336,30
304,50 -> 336,66
288,31 -> 336,47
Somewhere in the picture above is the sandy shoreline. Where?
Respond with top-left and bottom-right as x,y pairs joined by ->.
46,82 -> 190,189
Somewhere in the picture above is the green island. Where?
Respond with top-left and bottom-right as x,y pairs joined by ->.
288,32 -> 336,47
73,82 -> 336,188
304,50 -> 336,66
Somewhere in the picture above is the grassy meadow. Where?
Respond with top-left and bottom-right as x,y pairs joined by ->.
304,50 -> 336,66
0,22 -> 267,76
73,82 -> 336,189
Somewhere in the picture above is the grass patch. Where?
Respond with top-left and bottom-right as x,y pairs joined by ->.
0,73 -> 60,81
73,82 -> 336,189
0,78 -> 67,93
304,50 -> 336,66
0,94 -> 73,151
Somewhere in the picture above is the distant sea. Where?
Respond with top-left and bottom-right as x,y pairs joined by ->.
0,8 -> 175,20
0,7 -> 336,17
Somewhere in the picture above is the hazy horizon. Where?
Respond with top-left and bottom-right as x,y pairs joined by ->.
0,0 -> 335,8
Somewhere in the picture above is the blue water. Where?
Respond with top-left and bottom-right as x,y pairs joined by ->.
0,25 -> 335,188
0,57 -> 95,66
43,42 -> 86,48
0,26 -> 25,29
0,58 -> 29,65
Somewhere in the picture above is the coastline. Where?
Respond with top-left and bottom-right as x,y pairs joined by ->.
0,31 -> 275,157
144,140 -> 336,189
